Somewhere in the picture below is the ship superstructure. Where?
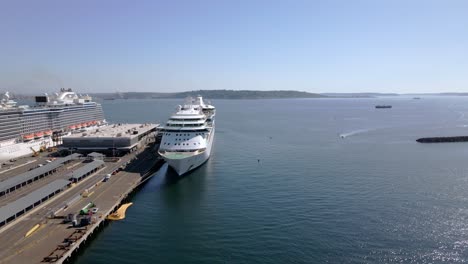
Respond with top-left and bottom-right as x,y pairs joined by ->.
0,88 -> 105,161
158,96 -> 215,175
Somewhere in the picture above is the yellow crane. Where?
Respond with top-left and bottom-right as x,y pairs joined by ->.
39,141 -> 49,152
30,147 -> 39,157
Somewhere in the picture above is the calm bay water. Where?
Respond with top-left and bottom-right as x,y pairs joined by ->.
75,97 -> 468,263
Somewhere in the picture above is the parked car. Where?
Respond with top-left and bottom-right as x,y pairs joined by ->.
91,208 -> 99,214
103,174 -> 111,182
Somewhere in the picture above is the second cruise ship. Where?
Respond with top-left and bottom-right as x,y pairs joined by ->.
0,88 -> 106,161
158,96 -> 215,175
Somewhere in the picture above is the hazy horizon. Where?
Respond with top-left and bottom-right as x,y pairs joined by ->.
7,89 -> 468,96
1,0 -> 468,94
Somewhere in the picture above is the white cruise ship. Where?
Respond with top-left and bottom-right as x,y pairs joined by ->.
158,96 -> 215,175
0,88 -> 106,162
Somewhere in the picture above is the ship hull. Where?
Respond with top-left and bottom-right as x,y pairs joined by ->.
0,138 -> 53,162
162,127 -> 214,176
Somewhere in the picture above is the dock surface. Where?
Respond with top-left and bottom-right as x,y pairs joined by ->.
0,140 -> 163,264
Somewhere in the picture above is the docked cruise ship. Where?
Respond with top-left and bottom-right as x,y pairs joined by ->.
158,96 -> 215,175
0,88 -> 105,161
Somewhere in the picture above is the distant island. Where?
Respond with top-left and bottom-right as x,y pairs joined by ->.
91,90 -> 327,100
321,92 -> 398,97
8,90 -> 468,100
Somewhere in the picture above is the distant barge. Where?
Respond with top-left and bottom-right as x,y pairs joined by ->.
375,105 -> 392,109
416,136 -> 468,143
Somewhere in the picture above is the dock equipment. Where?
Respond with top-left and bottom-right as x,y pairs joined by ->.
0,153 -> 82,197
79,202 -> 95,215
0,179 -> 70,227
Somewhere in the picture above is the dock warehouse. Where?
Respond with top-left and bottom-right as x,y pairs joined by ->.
67,160 -> 105,183
0,179 -> 70,227
0,153 -> 82,197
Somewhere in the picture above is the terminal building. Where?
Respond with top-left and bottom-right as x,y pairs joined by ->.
61,123 -> 158,155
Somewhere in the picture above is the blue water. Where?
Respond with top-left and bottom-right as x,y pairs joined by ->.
75,96 -> 468,263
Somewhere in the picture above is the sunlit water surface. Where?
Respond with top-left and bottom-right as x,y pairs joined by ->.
74,97 -> 468,263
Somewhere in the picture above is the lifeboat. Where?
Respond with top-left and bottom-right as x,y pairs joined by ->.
23,134 -> 34,141
81,123 -> 87,128
69,125 -> 76,130
34,132 -> 44,138
44,130 -> 53,137
75,124 -> 82,129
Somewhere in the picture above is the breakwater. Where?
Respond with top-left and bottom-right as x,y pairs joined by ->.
416,136 -> 468,143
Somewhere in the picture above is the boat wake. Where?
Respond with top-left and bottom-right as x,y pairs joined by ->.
339,129 -> 372,138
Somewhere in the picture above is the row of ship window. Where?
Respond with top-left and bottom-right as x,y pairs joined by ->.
170,118 -> 201,121
163,142 -> 201,146
166,124 -> 203,127
163,133 -> 205,136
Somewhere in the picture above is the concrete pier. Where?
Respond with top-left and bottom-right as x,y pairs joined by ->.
0,136 -> 164,263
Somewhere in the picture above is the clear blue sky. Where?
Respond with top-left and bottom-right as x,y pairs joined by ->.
1,0 -> 468,94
